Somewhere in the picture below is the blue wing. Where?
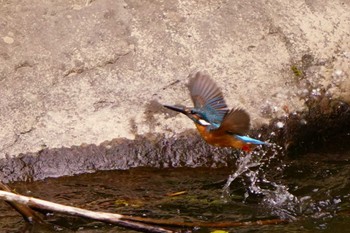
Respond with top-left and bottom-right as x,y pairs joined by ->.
189,72 -> 229,129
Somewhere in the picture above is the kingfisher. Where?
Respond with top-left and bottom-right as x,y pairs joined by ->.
164,72 -> 266,152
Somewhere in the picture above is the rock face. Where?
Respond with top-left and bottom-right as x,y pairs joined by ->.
0,0 -> 349,158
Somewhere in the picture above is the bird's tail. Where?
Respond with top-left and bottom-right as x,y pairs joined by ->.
234,135 -> 267,145
234,135 -> 267,152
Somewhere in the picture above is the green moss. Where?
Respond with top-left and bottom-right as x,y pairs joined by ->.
291,65 -> 303,77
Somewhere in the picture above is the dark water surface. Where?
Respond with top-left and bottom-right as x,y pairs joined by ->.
1,133 -> 349,233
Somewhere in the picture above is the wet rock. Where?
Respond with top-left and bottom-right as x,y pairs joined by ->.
263,99 -> 350,157
0,131 -> 239,183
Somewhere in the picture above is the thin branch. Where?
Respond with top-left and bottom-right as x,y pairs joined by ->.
0,182 -> 45,224
0,190 -> 173,233
0,190 -> 289,231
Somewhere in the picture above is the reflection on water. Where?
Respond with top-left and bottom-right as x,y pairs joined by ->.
0,136 -> 349,232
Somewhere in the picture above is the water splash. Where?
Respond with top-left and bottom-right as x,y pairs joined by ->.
221,140 -> 349,224
222,143 -> 301,220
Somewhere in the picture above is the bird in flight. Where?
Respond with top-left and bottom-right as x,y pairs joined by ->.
164,72 -> 266,152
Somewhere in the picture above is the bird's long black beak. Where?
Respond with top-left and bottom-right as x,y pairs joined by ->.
163,105 -> 188,115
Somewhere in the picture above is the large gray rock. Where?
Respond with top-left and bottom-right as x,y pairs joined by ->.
0,0 -> 349,158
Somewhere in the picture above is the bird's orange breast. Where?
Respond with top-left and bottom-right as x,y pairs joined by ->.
195,124 -> 253,151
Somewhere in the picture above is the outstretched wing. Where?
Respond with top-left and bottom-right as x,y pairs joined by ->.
189,72 -> 229,128
219,108 -> 250,135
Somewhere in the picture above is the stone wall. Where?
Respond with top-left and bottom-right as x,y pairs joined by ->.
1,0 -> 349,158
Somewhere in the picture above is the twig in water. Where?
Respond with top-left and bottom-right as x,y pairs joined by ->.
0,190 -> 173,233
0,182 -> 45,224
0,190 -> 289,231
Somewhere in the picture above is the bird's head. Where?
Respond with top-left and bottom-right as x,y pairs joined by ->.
163,105 -> 212,127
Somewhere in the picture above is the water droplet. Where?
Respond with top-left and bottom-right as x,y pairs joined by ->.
300,119 -> 307,125
276,121 -> 285,128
